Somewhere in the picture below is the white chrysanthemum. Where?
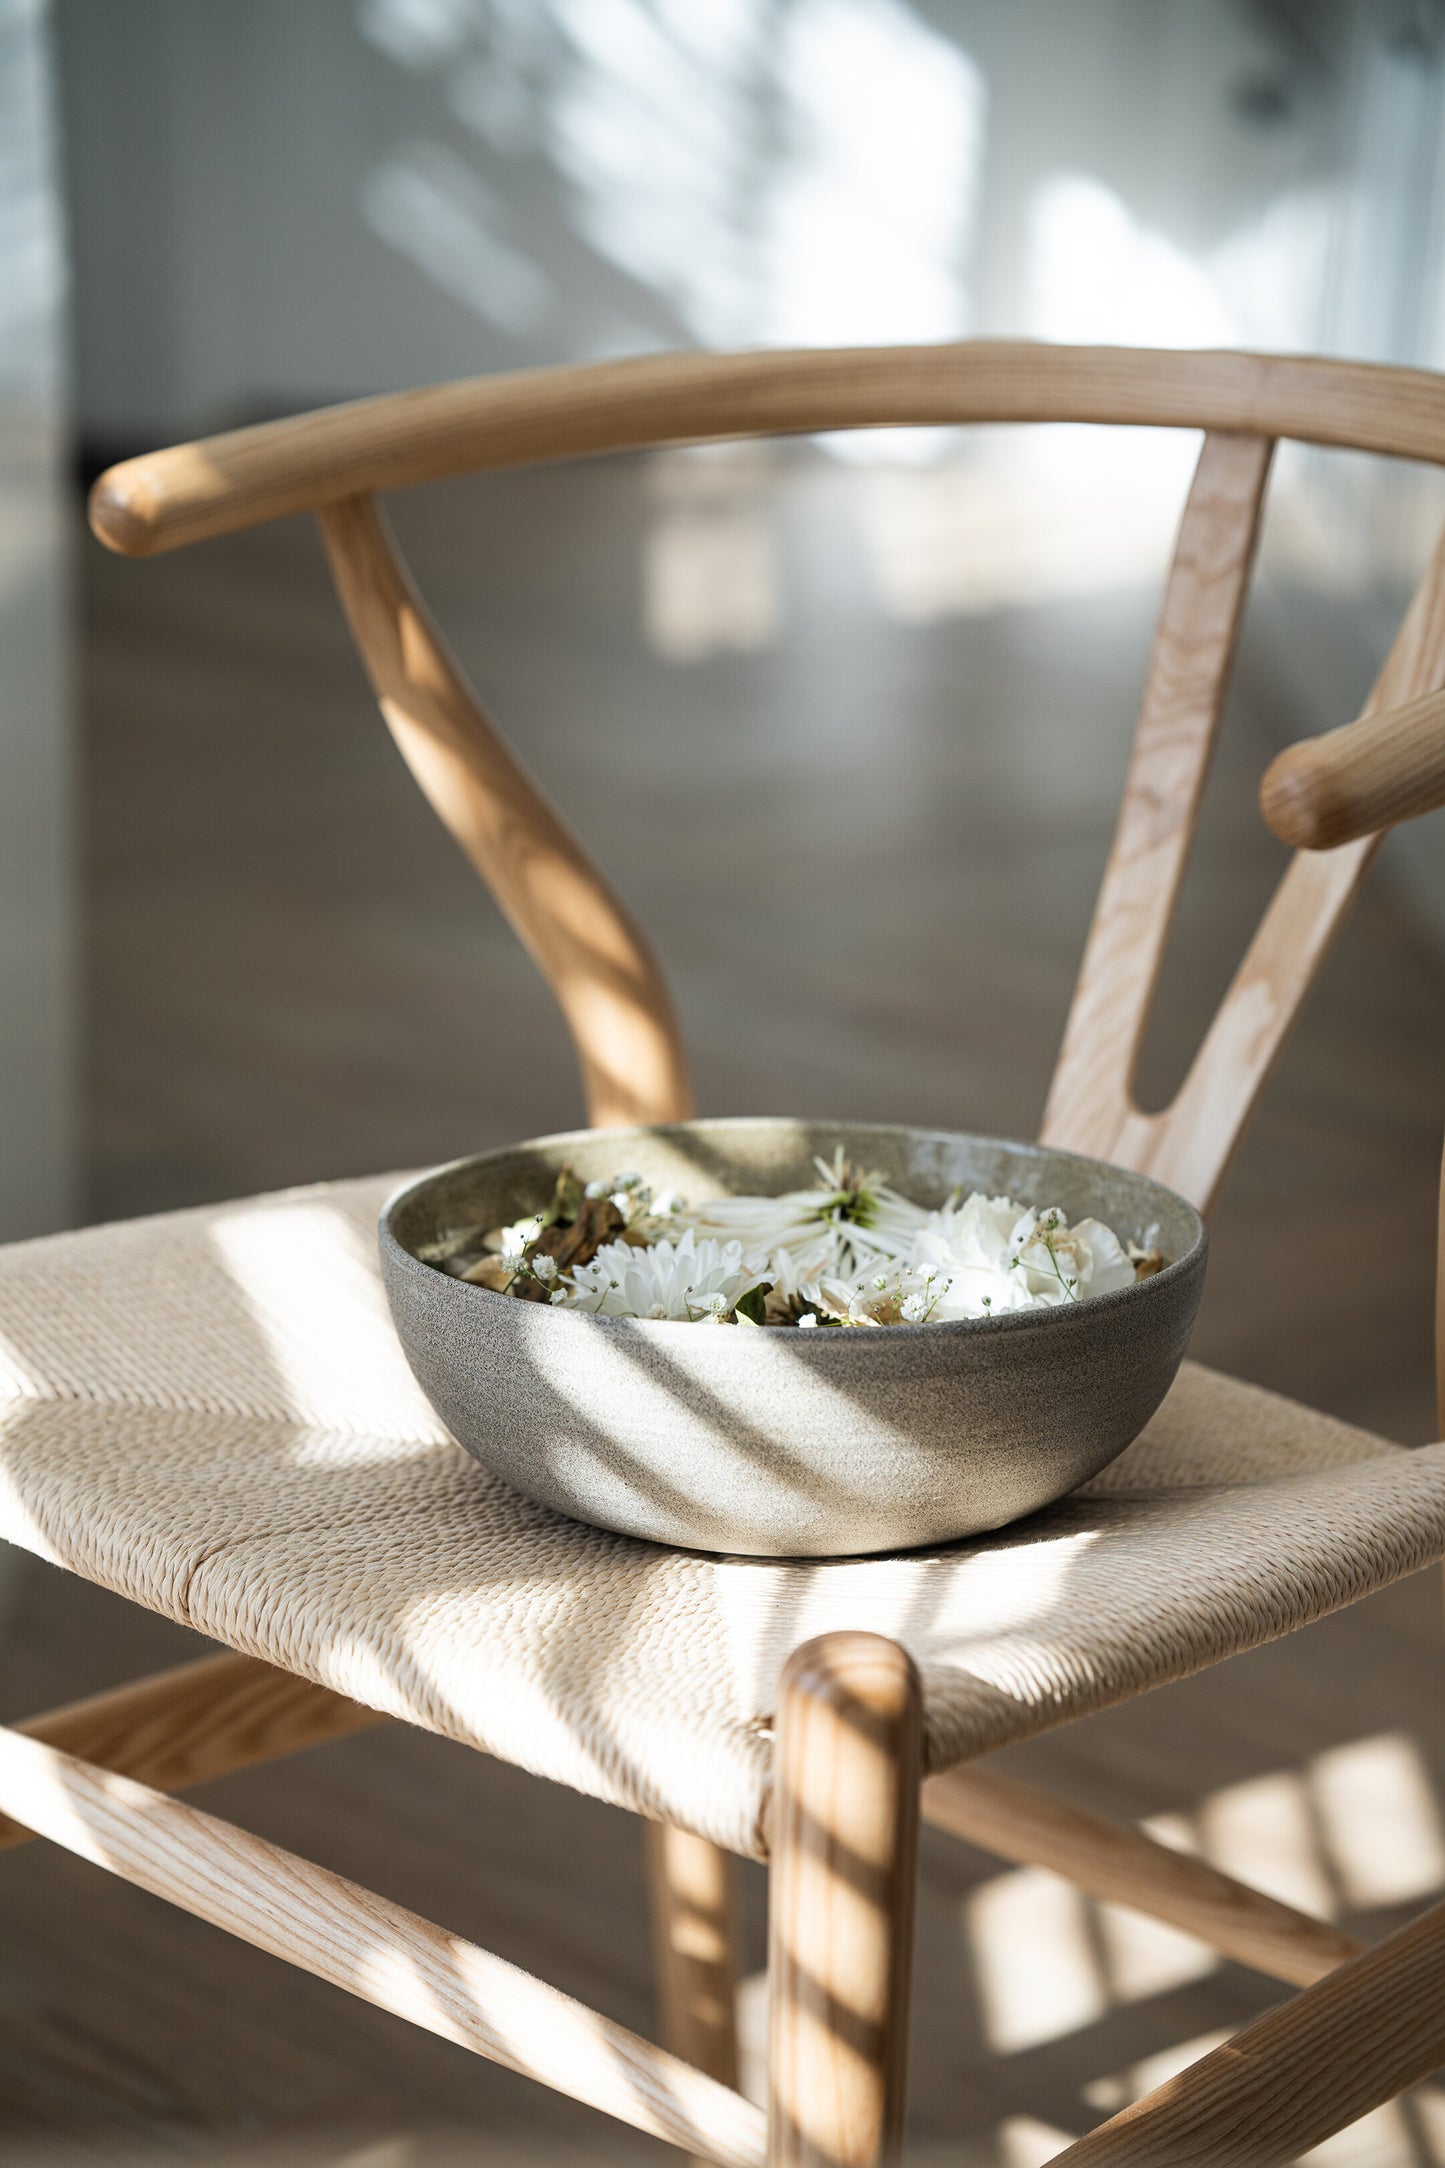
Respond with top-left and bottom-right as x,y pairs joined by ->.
556,1229 -> 763,1322
910,1194 -> 1136,1320
684,1149 -> 926,1286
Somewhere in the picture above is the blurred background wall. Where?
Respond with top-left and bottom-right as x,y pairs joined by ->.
51,0 -> 1445,441
0,0 -> 72,1239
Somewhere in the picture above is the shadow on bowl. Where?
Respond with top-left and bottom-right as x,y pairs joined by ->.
380,1119 -> 1207,1559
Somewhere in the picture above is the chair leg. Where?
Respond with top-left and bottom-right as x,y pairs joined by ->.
647,1820 -> 742,2102
766,1633 -> 922,2168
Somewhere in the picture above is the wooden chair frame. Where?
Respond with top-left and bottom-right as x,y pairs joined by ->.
8,341 -> 1445,2164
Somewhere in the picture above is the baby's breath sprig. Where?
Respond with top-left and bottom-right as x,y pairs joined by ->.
1010,1215 -> 1081,1303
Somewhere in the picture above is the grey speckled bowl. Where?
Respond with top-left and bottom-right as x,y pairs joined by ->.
380,1119 -> 1206,1559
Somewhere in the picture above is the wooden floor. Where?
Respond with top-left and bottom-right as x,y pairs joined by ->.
6,442 -> 1445,2161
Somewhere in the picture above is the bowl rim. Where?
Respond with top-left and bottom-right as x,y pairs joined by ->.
379,1116 -> 1208,1346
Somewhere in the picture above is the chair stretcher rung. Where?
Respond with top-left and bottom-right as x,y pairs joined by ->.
923,1763 -> 1362,1986
0,1722 -> 765,2168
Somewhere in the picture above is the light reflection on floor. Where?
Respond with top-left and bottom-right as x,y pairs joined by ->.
949,1730 -> 1445,2159
643,449 -> 782,661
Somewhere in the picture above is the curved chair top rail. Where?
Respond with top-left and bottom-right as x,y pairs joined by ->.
90,341 -> 1445,558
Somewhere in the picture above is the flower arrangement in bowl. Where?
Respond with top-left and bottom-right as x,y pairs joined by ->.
379,1119 -> 1206,1559
417,1147 -> 1163,1328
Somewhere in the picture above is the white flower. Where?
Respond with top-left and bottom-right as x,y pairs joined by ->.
500,1161 -> 1143,1330
498,1213 -> 545,1260
910,1194 -> 1136,1320
623,1185 -> 691,1247
683,1149 -> 926,1286
556,1229 -> 764,1322
798,1262 -> 944,1328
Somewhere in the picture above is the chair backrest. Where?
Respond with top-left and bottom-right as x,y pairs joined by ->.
90,342 -> 1445,1221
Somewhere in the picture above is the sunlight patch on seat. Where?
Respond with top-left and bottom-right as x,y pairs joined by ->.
715,1531 -> 1099,1720
0,1325 -> 45,1405
0,1402 -> 65,1562
208,1197 -> 439,1449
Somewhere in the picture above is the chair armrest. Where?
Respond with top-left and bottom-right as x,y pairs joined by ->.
86,361 -> 670,557
86,346 -> 993,557
1260,683 -> 1445,848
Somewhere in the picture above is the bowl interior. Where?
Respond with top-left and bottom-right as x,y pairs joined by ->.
386,1117 -> 1205,1317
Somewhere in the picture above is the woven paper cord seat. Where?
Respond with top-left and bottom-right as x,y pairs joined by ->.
5,1170 -> 1445,1860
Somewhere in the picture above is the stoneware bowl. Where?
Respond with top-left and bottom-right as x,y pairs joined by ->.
380,1119 -> 1207,1559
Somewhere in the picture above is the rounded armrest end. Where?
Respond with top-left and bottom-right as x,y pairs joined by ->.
88,463 -> 165,556
1261,684 -> 1445,851
1259,741 -> 1348,850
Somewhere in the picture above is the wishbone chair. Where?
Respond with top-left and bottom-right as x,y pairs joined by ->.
4,343 -> 1445,2164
